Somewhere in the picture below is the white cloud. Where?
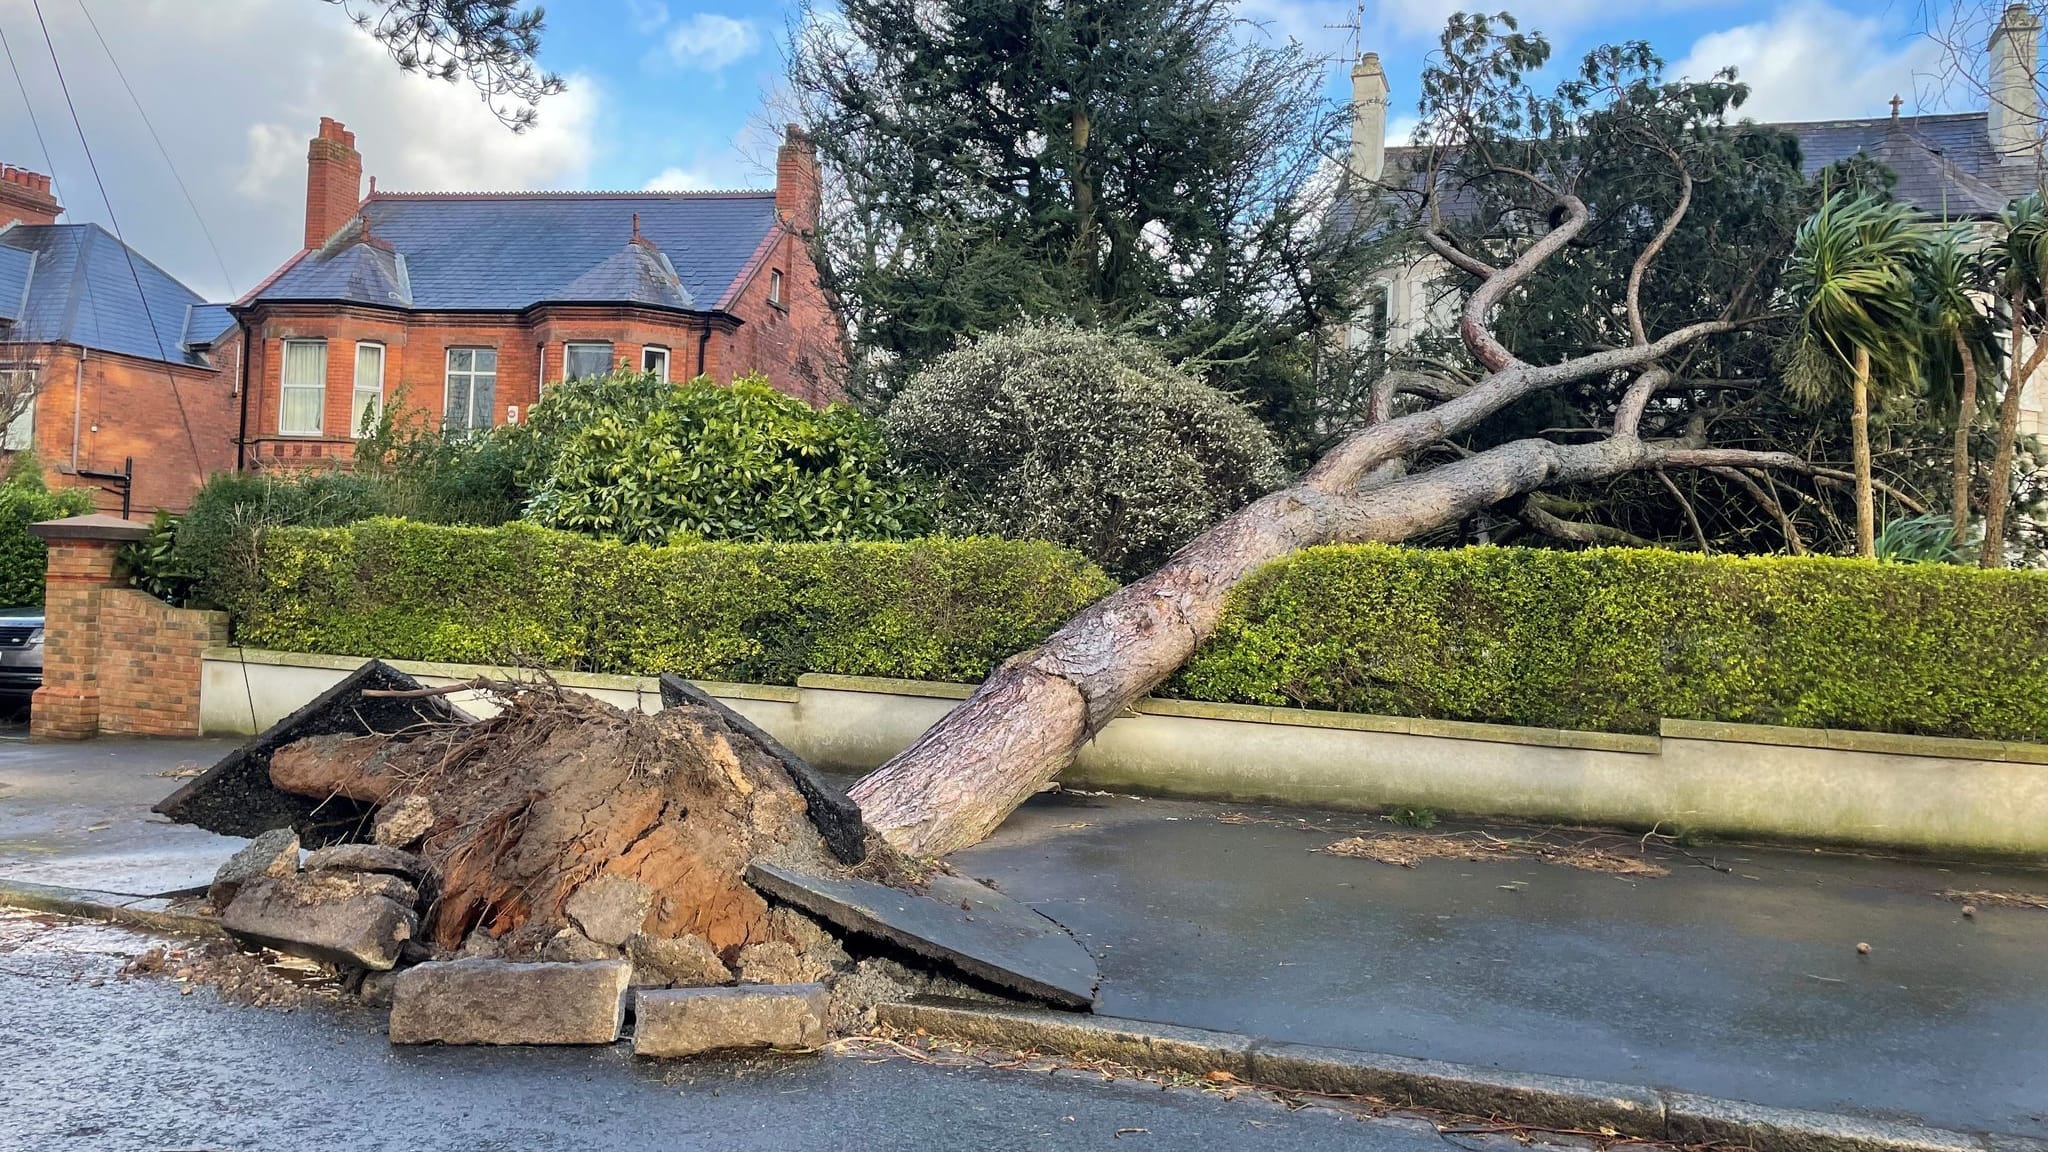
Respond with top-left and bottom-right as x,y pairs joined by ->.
660,13 -> 762,73
643,166 -> 719,191
0,0 -> 598,300
629,0 -> 672,34
1673,3 -> 1941,123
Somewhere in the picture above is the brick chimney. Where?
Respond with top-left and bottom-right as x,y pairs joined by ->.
0,164 -> 62,228
1988,4 -> 2042,159
304,117 -> 363,249
1349,53 -> 1391,185
775,124 -> 819,233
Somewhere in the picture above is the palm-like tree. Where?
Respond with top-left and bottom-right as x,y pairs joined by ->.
1914,229 -> 2000,551
1784,191 -> 1930,559
1979,192 -> 2048,568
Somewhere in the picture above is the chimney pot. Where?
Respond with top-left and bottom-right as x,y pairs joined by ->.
0,162 -> 62,227
1350,52 -> 1392,185
1988,4 -> 2042,158
304,116 -> 364,248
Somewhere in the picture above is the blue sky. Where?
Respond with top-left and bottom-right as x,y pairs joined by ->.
0,0 -> 1948,301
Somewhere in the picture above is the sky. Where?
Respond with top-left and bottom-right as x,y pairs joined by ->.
0,0 -> 1953,303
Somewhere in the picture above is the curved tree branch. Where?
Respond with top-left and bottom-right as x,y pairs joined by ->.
1627,148 -> 1693,347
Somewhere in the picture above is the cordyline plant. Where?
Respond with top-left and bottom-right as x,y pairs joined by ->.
847,15 -> 1896,857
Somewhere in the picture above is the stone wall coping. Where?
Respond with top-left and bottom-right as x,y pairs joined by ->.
1660,717 -> 2048,765
29,513 -> 150,542
204,648 -> 2048,765
202,647 -> 799,703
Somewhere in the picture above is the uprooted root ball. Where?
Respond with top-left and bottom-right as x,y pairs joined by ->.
289,690 -> 913,960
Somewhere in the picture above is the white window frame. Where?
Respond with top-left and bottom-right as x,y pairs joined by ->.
351,342 -> 385,439
767,269 -> 785,308
443,346 -> 498,435
563,341 -> 615,381
279,339 -> 327,436
642,345 -> 670,382
0,364 -> 37,452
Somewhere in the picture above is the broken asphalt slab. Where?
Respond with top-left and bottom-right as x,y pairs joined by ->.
745,861 -> 1097,1008
154,660 -> 469,843
659,673 -> 864,864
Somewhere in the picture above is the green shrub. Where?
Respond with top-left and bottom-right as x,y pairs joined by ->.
177,471 -> 388,610
0,456 -> 95,606
230,519 -> 1113,684
1174,544 -> 2048,742
884,324 -> 1286,577
353,394 -> 523,526
525,373 -> 931,545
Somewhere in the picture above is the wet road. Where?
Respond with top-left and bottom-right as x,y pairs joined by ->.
1,913 -> 1464,1152
956,792 -> 2048,1137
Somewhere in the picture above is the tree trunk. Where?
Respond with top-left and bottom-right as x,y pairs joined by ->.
1980,319 -> 2034,568
1950,327 -> 1978,551
848,433 -> 1761,856
1851,346 -> 1875,560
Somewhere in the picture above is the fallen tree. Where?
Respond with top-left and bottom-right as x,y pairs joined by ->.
849,21 -> 1882,854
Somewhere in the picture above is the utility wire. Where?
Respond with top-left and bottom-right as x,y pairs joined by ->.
73,0 -> 235,297
30,0 -> 207,492
0,20 -> 60,186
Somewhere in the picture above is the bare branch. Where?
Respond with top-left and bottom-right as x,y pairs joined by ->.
1627,152 -> 1693,347
1421,229 -> 1501,279
1517,495 -> 1654,547
1709,466 -> 1807,555
1613,368 -> 1672,438
1655,468 -> 1711,553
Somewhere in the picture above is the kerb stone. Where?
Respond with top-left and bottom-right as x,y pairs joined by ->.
633,984 -> 829,1058
388,959 -> 632,1046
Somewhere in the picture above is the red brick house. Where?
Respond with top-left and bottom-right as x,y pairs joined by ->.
232,118 -> 844,470
0,165 -> 239,514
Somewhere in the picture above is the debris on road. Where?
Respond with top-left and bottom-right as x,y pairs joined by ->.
1322,832 -> 1669,876
164,665 -> 1097,1056
1940,888 -> 2048,911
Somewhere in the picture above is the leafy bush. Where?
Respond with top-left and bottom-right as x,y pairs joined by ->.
1174,544 -> 2048,741
885,324 -> 1286,577
354,394 -> 523,526
524,373 -> 930,544
231,519 -> 1113,684
119,510 -> 202,605
177,471 -> 388,610
0,455 -> 95,606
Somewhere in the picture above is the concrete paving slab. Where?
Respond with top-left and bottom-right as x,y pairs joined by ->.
746,861 -> 1098,1008
954,791 -> 2048,1138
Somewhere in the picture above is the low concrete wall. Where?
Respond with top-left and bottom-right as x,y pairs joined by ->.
201,648 -> 2048,857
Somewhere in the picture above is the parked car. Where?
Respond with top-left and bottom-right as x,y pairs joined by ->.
0,608 -> 45,697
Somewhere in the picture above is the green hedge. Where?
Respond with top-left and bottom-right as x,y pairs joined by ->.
0,464 -> 95,607
1172,544 -> 2048,742
231,519 -> 1113,685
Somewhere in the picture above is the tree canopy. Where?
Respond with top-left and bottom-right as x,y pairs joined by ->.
790,0 -> 1380,422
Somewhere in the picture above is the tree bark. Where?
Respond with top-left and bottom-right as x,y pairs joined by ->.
1950,327 -> 1978,551
848,432 -> 1795,856
1851,346 -> 1875,559
1979,306 -> 2041,568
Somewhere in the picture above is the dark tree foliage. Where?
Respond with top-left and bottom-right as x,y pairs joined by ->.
329,0 -> 564,131
789,0 -> 1382,421
1373,14 -> 1959,555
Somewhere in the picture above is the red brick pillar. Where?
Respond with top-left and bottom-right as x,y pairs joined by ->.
28,514 -> 150,742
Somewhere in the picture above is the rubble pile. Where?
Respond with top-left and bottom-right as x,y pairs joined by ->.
169,662 -> 1098,1057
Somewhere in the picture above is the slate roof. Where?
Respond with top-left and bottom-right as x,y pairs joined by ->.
0,223 -> 220,367
0,244 -> 31,323
250,191 -> 778,314
1346,110 -> 2042,232
180,303 -> 236,349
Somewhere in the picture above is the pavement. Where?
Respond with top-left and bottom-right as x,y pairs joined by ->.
953,791 -> 2048,1139
5,737 -> 2048,1142
0,912 -> 1464,1151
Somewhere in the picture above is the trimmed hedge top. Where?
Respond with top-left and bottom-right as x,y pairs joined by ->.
232,519 -> 1113,686
1172,544 -> 2048,742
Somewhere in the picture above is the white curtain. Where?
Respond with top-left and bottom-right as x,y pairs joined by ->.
280,341 -> 327,434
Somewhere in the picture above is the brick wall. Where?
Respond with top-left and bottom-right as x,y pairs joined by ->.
96,589 -> 228,736
5,344 -> 239,514
29,523 -> 227,741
